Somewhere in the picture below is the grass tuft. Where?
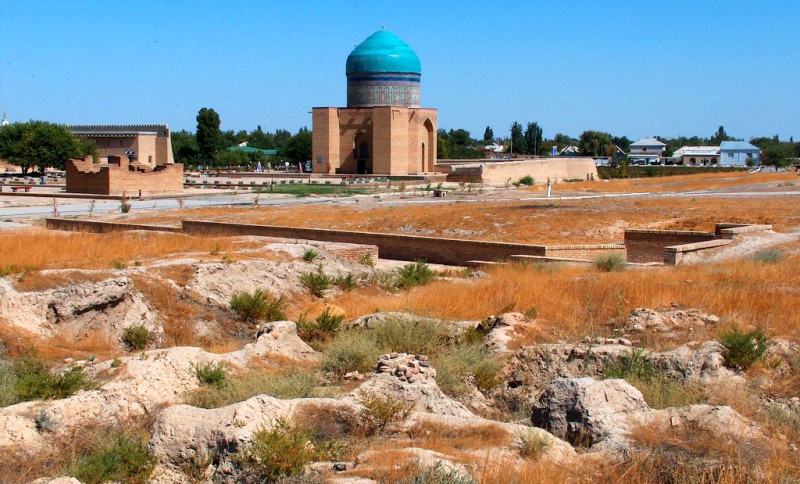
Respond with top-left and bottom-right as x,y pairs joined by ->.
299,267 -> 333,297
395,260 -> 436,289
194,361 -> 227,387
594,253 -> 626,272
121,325 -> 153,351
719,326 -> 768,370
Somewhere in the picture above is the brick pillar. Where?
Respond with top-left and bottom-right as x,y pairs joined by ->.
312,108 -> 340,174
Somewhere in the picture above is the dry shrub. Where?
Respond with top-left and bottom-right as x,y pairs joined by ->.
0,229 -> 245,270
0,325 -> 118,364
407,420 -> 512,452
626,422 -> 798,484
0,418 -> 153,484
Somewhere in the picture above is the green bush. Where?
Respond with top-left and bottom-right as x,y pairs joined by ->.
298,308 -> 345,342
299,268 -> 333,297
434,343 -> 503,396
719,326 -> 768,370
236,418 -> 318,481
594,253 -> 626,272
194,362 -> 227,387
229,289 -> 287,322
321,331 -> 381,376
121,325 -> 153,350
1,353 -> 92,405
188,369 -> 320,408
334,273 -> 358,291
603,349 -> 655,380
752,249 -> 783,264
302,248 -> 318,262
370,318 -> 451,357
71,429 -> 154,484
396,260 -> 436,289
518,175 -> 535,186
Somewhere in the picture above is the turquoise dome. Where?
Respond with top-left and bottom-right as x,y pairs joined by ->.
346,29 -> 421,75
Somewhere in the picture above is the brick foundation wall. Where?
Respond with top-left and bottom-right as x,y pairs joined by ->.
544,244 -> 626,261
45,218 -> 181,234
182,220 -> 548,266
625,230 -> 717,263
66,158 -> 184,195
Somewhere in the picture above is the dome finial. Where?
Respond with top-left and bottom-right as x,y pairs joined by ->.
381,22 -> 385,30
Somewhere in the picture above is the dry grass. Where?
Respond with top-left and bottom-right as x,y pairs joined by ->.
13,270 -> 113,292
0,229 -> 248,270
318,256 -> 800,345
407,420 -> 512,451
123,193 -> 800,245
129,275 -> 240,352
153,264 -> 196,287
0,324 -> 118,363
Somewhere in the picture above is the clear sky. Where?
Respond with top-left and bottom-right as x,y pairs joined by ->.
1,0 -> 798,141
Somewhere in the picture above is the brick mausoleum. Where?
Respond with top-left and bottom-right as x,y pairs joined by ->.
66,124 -> 183,195
312,29 -> 437,175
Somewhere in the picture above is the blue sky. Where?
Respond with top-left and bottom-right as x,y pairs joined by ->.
1,0 -> 798,140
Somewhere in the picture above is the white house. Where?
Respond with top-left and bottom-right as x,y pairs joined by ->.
673,146 -> 720,166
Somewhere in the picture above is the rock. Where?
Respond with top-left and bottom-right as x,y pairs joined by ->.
499,340 -> 736,410
30,478 -> 83,484
149,395 -> 359,468
477,312 -> 533,354
531,377 -> 765,454
625,307 -> 720,334
0,277 -> 160,346
0,322 -> 319,451
531,377 -> 649,449
345,353 -> 474,418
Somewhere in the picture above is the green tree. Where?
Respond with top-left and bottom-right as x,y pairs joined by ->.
483,126 -> 494,142
524,122 -> 543,155
553,133 -> 576,150
710,125 -> 735,144
612,136 -> 631,153
0,121 -> 84,174
213,150 -> 248,169
195,107 -> 223,163
171,130 -> 199,166
578,130 -> 613,156
284,128 -> 312,163
510,122 -> 527,155
449,129 -> 471,146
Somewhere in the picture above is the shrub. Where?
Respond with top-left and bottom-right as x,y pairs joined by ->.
524,306 -> 538,320
752,249 -> 783,264
334,273 -> 358,291
321,331 -> 381,376
34,409 -> 56,433
396,260 -> 435,289
635,376 -> 706,409
302,248 -> 319,262
298,308 -> 345,343
371,318 -> 450,357
111,259 -> 127,270
121,325 -> 153,350
229,289 -> 286,322
435,343 -> 503,396
236,418 -> 317,481
299,268 -> 333,297
70,429 -> 154,484
358,392 -> 413,434
359,253 -> 375,267
719,326 -> 768,370
594,253 -> 626,272
603,349 -> 655,381
518,430 -> 550,459
518,175 -> 535,186
3,353 -> 92,404
400,462 -> 476,484
194,362 -> 227,387
188,369 -> 320,408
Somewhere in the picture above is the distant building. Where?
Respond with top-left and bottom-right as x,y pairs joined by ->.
559,145 -> 581,156
227,142 -> 279,157
629,137 -> 666,165
69,124 -> 174,167
630,137 -> 666,155
66,124 -> 182,195
719,141 -> 760,166
673,146 -> 720,166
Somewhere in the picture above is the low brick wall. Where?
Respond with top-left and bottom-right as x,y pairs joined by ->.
45,218 -> 181,234
665,239 -> 733,265
182,220 -> 548,266
544,244 -> 625,261
625,229 -> 717,263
